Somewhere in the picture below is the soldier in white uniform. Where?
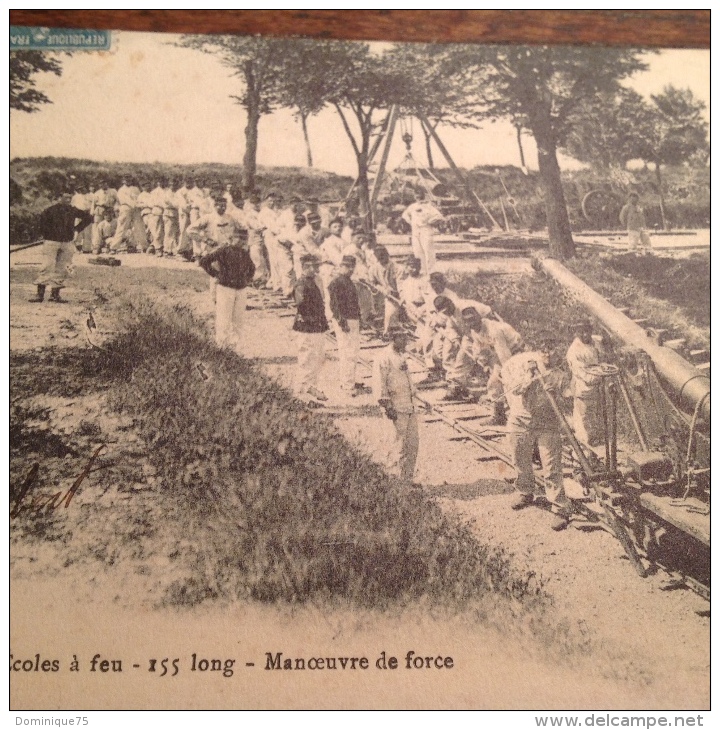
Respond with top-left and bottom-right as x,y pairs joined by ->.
401,188 -> 444,275
373,327 -> 420,484
71,184 -> 93,253
243,191 -> 269,285
398,256 -> 434,365
566,320 -> 603,448
318,217 -> 346,288
91,181 -> 117,254
161,179 -> 181,257
147,179 -> 166,256
257,192 -> 284,291
136,180 -> 153,253
109,177 -> 140,253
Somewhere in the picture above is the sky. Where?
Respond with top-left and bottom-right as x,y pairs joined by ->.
9,31 -> 711,177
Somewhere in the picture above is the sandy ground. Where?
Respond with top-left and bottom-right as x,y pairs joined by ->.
9,247 -> 710,710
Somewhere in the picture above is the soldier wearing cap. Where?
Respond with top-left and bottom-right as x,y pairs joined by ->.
186,194 -> 248,258
258,191 -> 285,292
199,227 -> 255,353
503,338 -> 573,531
243,190 -> 269,285
401,187 -> 444,275
373,325 -> 420,484
399,255 -> 434,362
71,183 -> 93,253
91,180 -> 118,255
109,177 -> 140,253
566,320 -> 603,448
319,218 -> 345,275
29,191 -> 93,304
146,178 -> 166,256
293,253 -> 329,402
135,180 -> 153,253
368,245 -> 401,336
328,255 -> 366,397
293,210 -> 324,280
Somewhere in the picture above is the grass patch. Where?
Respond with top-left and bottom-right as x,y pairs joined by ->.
11,296 -> 543,613
566,253 -> 710,346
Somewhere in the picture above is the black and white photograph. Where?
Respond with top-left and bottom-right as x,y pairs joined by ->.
9,13 -> 710,714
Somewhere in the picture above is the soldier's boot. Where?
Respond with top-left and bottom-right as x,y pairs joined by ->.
28,284 -> 46,303
49,287 -> 68,303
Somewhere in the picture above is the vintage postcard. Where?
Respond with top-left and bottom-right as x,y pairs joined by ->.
9,25 -> 710,715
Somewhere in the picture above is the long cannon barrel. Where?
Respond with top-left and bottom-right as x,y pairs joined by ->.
538,257 -> 710,422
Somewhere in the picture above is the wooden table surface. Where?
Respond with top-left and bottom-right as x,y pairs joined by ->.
9,10 -> 709,47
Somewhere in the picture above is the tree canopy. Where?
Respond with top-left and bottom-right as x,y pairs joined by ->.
436,45 -> 650,257
10,51 -> 63,113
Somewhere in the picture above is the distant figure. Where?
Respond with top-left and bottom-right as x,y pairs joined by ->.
401,187 -> 444,275
30,192 -> 93,303
619,193 -> 652,255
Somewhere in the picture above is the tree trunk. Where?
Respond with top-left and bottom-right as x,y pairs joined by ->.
300,112 -> 313,168
533,122 -> 575,259
655,162 -> 668,230
356,156 -> 372,233
515,124 -> 527,169
243,90 -> 261,192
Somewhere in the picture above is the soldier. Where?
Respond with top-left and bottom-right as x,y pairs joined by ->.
341,231 -> 375,329
135,180 -> 153,253
70,183 -> 93,253
147,178 -> 166,256
109,177 -> 140,253
401,187 -> 444,275
373,326 -> 420,484
161,179 -> 181,257
243,191 -> 269,286
186,194 -> 247,256
199,229 -> 255,353
398,256 -> 436,366
29,191 -> 93,304
94,208 -> 117,254
502,340 -> 573,531
257,191 -> 284,292
566,320 -> 603,449
369,246 -> 401,336
318,217 -> 346,289
91,180 -> 117,254
328,255 -> 365,398
460,308 -> 525,425
619,192 -> 652,255
294,211 -> 324,280
432,296 -> 473,400
293,254 -> 329,403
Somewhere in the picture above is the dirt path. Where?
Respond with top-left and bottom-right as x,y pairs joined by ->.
10,248 -> 709,709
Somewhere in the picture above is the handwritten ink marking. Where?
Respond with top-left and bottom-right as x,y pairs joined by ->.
11,444 -> 106,518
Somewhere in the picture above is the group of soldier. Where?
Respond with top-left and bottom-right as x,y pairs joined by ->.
32,177 -> 606,532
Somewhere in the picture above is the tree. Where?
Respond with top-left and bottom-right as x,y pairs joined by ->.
439,46 -> 649,258
561,87 -> 651,170
384,44 -> 481,170
273,39 -> 341,168
634,85 -> 709,229
296,43 -> 412,232
10,51 -> 62,113
178,35 -> 293,191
